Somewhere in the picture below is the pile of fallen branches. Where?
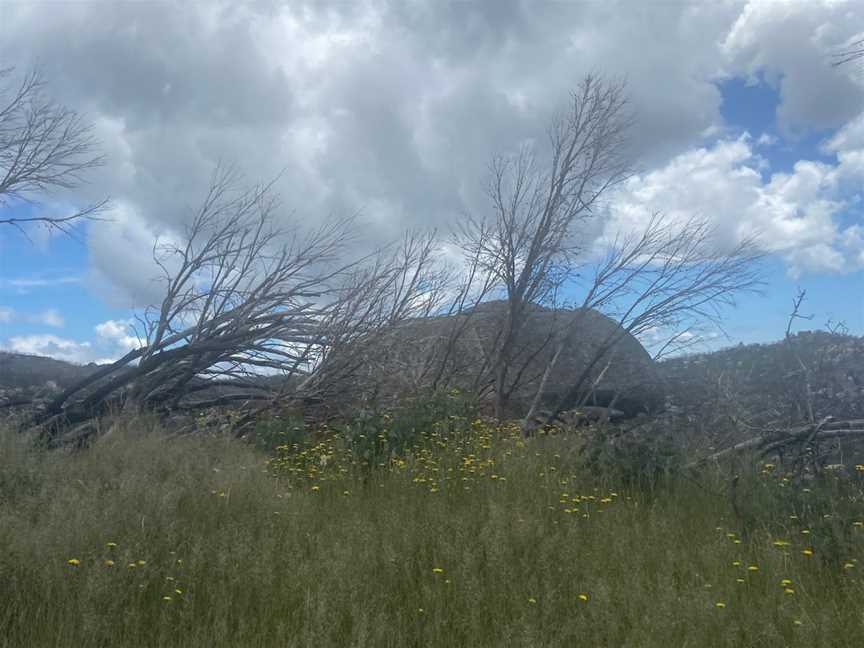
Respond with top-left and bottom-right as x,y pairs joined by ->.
687,416 -> 864,472
25,168 -> 450,447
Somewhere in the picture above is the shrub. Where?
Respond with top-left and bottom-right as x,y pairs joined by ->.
579,423 -> 684,493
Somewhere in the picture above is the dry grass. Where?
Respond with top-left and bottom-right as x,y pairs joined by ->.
1,411 -> 862,647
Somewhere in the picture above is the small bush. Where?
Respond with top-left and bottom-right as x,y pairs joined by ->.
339,388 -> 480,468
579,424 -> 684,493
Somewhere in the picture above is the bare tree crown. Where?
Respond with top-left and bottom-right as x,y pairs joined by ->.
0,66 -> 108,236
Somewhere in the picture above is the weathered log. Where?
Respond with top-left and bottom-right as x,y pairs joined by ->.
687,417 -> 864,469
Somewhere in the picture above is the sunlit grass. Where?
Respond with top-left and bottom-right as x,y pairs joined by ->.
0,412 -> 862,647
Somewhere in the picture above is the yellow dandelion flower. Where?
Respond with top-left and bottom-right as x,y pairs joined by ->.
66,558 -> 80,566
103,559 -> 115,567
802,548 -> 813,556
136,560 -> 146,566
310,485 -> 320,492
736,578 -> 745,583
715,602 -> 726,608
174,588 -> 183,595
747,565 -> 759,572
578,593 -> 589,601
162,596 -> 173,602
432,567 -> 444,574
127,563 -> 137,569
781,579 -> 792,586
732,560 -> 741,566
843,562 -> 855,569
784,588 -> 795,594
106,542 -> 117,549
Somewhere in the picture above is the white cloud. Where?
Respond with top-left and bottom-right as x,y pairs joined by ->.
35,309 -> 64,327
0,0 -> 744,304
0,318 -> 141,364
0,275 -> 80,290
0,307 -> 65,327
2,334 -> 92,364
94,318 -> 141,353
86,201 -> 177,308
604,133 -> 864,276
722,0 -> 864,134
0,0 -> 862,314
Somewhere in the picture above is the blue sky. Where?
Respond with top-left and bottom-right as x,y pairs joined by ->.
713,76 -> 864,343
1,0 -> 863,363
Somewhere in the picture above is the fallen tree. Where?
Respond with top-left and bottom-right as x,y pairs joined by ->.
29,167 -> 447,445
687,417 -> 864,471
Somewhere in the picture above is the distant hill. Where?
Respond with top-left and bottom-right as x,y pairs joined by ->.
3,329 -> 862,426
0,351 -> 103,391
660,330 -> 864,424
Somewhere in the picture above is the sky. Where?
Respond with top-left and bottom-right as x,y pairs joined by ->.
1,0 -> 863,365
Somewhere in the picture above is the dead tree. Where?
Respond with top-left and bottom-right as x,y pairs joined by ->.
29,168 -> 444,444
454,75 -> 633,418
0,66 -> 108,237
833,38 -> 864,67
523,215 -> 764,433
783,288 -> 816,425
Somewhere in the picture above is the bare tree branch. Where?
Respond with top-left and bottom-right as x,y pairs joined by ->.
0,66 -> 109,236
454,75 -> 634,417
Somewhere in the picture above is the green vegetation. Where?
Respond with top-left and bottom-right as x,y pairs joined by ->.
1,406 -> 863,647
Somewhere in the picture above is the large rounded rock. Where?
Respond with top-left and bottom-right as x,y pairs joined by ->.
358,300 -> 664,417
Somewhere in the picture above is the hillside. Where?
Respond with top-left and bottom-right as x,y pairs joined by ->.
0,351 -> 102,390
660,330 -> 864,425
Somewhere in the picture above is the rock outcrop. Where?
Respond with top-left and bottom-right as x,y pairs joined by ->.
355,300 -> 665,417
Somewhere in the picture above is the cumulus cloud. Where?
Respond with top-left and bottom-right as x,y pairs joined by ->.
604,133 -> 864,275
94,319 -> 142,354
2,334 -> 92,364
0,0 -> 745,304
722,0 -> 864,134
86,201 -> 175,307
1,318 -> 140,364
1,0 -> 862,312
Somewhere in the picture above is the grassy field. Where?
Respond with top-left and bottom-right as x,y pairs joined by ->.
1,409 -> 863,647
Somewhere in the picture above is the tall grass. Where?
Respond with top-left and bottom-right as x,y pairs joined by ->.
0,411 -> 862,647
